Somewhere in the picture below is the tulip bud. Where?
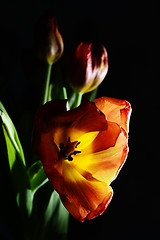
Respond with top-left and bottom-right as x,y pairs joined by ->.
35,15 -> 64,64
66,42 -> 108,93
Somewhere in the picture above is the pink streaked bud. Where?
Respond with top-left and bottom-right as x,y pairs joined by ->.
66,42 -> 108,93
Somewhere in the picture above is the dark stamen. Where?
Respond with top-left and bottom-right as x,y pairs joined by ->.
59,137 -> 81,161
59,142 -> 64,150
75,142 -> 80,148
67,150 -> 81,161
68,155 -> 73,161
73,150 -> 81,155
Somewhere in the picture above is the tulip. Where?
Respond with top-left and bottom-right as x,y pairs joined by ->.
66,42 -> 108,93
32,97 -> 131,222
35,15 -> 64,64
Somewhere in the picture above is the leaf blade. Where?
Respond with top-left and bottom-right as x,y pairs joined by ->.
28,161 -> 49,194
0,102 -> 25,166
0,102 -> 32,216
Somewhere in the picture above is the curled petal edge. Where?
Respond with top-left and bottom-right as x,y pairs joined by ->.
85,187 -> 113,221
94,96 -> 132,133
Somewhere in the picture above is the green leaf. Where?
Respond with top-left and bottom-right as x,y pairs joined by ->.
86,88 -> 98,101
17,189 -> 33,217
0,101 -> 32,216
28,161 -> 49,194
1,124 -> 29,190
68,91 -> 76,109
34,189 -> 69,240
44,190 -> 60,227
44,191 -> 69,240
51,82 -> 68,100
0,102 -> 25,167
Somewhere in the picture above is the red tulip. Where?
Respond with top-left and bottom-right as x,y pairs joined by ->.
33,97 -> 131,222
66,42 -> 108,93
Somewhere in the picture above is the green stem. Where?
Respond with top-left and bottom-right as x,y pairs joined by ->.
72,92 -> 83,109
42,63 -> 52,105
62,87 -> 70,111
62,86 -> 68,99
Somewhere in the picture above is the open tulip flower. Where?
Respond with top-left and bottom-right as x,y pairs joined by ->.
33,96 -> 131,222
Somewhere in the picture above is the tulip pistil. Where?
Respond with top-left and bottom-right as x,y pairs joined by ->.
59,137 -> 81,161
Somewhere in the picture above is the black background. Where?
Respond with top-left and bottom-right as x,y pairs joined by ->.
0,0 -> 159,239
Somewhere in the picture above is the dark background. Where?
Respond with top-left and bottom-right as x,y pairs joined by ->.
0,0 -> 159,239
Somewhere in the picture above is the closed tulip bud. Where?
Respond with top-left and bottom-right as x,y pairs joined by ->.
35,15 -> 64,64
66,42 -> 108,93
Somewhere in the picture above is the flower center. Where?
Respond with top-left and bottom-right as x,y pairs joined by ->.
59,137 -> 81,161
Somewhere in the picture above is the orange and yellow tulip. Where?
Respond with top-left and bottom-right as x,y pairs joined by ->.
33,97 -> 131,222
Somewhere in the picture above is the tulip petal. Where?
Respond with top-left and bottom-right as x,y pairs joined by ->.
85,190 -> 112,220
34,99 -> 108,149
33,99 -> 67,133
76,131 -> 99,152
47,100 -> 108,145
35,132 -> 59,164
78,121 -> 121,155
59,161 -> 113,222
37,132 -> 114,222
73,128 -> 128,185
94,97 -> 131,132
52,100 -> 108,132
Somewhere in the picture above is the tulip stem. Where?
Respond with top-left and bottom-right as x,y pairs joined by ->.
62,86 -> 70,110
62,86 -> 68,99
72,92 -> 83,109
42,63 -> 52,105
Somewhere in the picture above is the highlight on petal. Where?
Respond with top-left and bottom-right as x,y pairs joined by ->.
73,127 -> 128,185
94,96 -> 132,132
59,161 -> 113,222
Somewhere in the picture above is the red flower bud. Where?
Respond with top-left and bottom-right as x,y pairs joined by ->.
35,15 -> 64,64
66,42 -> 108,93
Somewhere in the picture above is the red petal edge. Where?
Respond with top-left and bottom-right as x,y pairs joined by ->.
85,190 -> 113,221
